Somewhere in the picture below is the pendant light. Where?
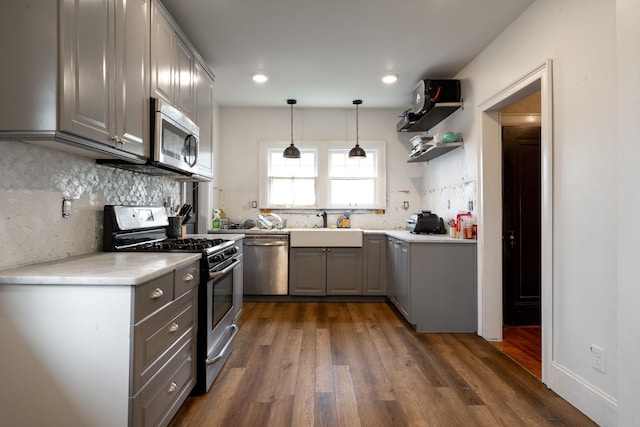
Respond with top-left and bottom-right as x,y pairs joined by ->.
349,99 -> 366,159
283,99 -> 301,158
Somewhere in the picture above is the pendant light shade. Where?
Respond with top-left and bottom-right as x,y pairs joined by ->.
349,99 -> 366,159
283,99 -> 301,158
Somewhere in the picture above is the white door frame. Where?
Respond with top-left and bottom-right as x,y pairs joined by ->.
476,59 -> 553,384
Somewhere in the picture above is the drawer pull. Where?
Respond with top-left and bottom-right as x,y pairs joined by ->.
150,288 -> 164,300
183,273 -> 194,282
168,323 -> 179,333
167,382 -> 177,394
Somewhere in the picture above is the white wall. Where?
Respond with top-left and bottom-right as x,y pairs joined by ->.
616,0 -> 640,425
216,107 -> 438,229
419,0 -> 631,424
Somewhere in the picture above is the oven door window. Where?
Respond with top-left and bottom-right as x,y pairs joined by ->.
212,272 -> 233,329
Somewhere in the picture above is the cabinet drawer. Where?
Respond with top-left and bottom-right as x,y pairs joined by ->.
132,290 -> 196,392
131,337 -> 195,427
135,273 -> 174,322
174,262 -> 199,298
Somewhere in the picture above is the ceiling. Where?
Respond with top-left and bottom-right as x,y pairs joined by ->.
159,0 -> 534,109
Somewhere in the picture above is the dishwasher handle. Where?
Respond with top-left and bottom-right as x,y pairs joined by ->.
244,240 -> 288,247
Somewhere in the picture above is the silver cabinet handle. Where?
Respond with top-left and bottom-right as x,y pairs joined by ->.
183,273 -> 194,282
167,382 -> 177,394
168,323 -> 179,333
150,288 -> 164,300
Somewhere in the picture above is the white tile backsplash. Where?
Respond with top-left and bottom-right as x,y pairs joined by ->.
0,140 -> 180,269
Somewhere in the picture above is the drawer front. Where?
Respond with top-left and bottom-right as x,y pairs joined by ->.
132,290 -> 196,392
131,337 -> 195,427
135,273 -> 174,322
174,262 -> 199,298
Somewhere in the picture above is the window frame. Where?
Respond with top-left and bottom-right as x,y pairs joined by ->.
259,140 -> 386,210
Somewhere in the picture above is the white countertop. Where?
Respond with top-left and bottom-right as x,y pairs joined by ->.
208,228 -> 476,244
0,252 -> 202,286
383,230 -> 477,243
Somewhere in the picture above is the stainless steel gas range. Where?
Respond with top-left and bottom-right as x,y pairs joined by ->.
103,205 -> 241,394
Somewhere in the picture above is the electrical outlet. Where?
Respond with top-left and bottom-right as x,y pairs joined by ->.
62,197 -> 71,218
591,345 -> 606,373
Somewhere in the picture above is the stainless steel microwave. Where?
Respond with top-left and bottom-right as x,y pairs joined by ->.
151,97 -> 199,175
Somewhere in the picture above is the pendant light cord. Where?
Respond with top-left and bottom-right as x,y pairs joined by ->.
291,103 -> 294,145
355,103 -> 359,147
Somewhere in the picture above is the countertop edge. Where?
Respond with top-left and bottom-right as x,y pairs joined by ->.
0,253 -> 202,286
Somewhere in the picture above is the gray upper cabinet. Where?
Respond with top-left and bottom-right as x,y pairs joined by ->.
61,0 -> 150,158
151,1 -> 194,117
0,1 -> 149,162
194,59 -> 215,179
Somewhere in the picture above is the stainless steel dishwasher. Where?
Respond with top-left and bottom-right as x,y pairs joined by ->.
242,234 -> 289,295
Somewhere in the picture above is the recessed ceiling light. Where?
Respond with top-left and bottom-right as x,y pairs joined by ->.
251,72 -> 268,83
382,73 -> 398,84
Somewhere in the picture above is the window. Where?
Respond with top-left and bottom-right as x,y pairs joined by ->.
259,140 -> 386,209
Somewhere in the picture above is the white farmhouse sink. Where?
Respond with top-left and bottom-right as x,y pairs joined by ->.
289,228 -> 363,247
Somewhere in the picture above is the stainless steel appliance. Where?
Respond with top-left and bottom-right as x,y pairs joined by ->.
102,205 -> 240,394
151,97 -> 199,175
243,234 -> 289,295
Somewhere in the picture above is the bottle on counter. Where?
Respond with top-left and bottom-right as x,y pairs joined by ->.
211,209 -> 221,229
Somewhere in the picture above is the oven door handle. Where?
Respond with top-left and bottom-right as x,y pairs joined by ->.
208,258 -> 241,281
206,324 -> 239,365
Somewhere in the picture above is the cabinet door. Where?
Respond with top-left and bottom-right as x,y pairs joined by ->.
61,0 -> 114,144
363,235 -> 386,295
175,36 -> 194,116
397,243 -> 410,319
194,60 -> 214,178
150,3 -> 174,104
326,248 -> 362,295
386,238 -> 398,303
150,1 -> 194,117
289,248 -> 326,296
114,0 -> 149,157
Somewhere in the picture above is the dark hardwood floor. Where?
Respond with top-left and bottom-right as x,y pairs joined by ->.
496,326 -> 542,379
170,302 -> 594,426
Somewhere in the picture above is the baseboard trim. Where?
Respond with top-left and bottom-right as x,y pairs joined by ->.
550,361 -> 618,426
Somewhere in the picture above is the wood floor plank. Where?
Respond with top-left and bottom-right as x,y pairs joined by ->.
169,302 -> 597,427
333,365 -> 361,427
292,362 -> 316,427
315,328 -> 335,393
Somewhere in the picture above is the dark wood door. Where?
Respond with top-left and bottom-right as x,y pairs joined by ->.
502,126 -> 541,326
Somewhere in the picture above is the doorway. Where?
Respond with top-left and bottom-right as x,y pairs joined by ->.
500,123 -> 542,378
477,60 -> 553,384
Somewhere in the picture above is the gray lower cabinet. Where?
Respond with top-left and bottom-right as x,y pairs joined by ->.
387,237 -> 410,319
289,247 -> 362,296
363,234 -> 387,295
0,260 -> 199,427
131,261 -> 200,427
387,237 -> 477,332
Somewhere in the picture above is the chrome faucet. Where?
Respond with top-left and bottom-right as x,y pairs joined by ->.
317,210 -> 328,228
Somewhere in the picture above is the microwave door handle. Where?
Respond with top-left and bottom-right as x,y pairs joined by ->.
184,134 -> 198,167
